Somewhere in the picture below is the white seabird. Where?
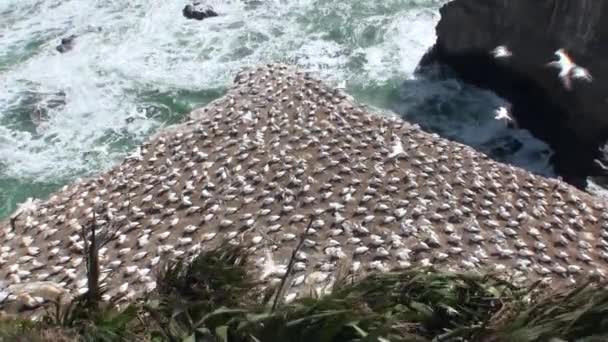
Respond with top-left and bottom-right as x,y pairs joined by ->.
242,111 -> 254,122
126,147 -> 143,161
494,105 -> 516,127
491,45 -> 512,59
388,136 -> 405,159
547,48 -> 592,90
10,197 -> 39,223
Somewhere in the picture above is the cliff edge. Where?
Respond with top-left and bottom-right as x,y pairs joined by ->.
420,0 -> 608,188
1,64 -> 607,308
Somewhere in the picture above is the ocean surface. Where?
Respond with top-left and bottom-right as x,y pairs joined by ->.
0,0 -> 555,219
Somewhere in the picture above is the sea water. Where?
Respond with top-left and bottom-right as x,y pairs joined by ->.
0,0 -> 554,218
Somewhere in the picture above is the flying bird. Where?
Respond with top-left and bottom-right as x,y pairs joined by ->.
494,106 -> 512,121
491,45 -> 512,59
547,48 -> 592,90
494,105 -> 517,128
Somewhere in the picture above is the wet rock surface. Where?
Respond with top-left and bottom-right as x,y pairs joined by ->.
183,2 -> 218,21
55,27 -> 102,54
420,0 -> 608,189
56,35 -> 76,53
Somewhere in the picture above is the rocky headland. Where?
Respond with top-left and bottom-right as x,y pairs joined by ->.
2,64 -> 608,310
420,0 -> 608,189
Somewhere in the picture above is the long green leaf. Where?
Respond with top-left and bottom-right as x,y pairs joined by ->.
215,325 -> 229,342
182,334 -> 196,342
285,310 -> 350,327
195,307 -> 248,328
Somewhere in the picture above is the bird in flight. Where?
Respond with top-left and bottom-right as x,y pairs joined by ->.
494,105 -> 517,128
491,45 -> 512,59
547,48 -> 592,90
495,106 -> 513,122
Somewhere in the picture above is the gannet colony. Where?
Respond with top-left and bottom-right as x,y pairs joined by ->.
2,64 -> 608,308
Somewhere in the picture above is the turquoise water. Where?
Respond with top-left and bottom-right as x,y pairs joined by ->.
0,0 -> 553,219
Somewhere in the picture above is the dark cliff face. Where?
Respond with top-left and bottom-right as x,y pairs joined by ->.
421,0 -> 608,188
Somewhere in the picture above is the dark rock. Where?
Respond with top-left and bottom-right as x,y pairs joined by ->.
183,2 -> 218,21
55,27 -> 101,54
420,0 -> 608,189
591,142 -> 608,186
56,35 -> 76,53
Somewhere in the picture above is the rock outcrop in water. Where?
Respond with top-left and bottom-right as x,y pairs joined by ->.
420,0 -> 608,188
55,27 -> 102,54
183,2 -> 218,21
1,64 -> 608,308
56,35 -> 76,53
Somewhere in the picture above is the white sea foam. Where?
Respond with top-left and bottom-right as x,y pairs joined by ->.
0,0 -> 446,182
0,0 -> 556,205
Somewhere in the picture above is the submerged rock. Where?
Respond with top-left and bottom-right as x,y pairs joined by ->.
56,35 -> 76,53
55,27 -> 101,54
11,90 -> 66,135
183,2 -> 218,21
420,0 -> 608,189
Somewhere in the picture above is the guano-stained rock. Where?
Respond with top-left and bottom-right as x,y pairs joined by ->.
1,64 -> 608,306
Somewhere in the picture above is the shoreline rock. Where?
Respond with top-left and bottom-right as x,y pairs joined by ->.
183,2 -> 218,21
419,0 -> 608,189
